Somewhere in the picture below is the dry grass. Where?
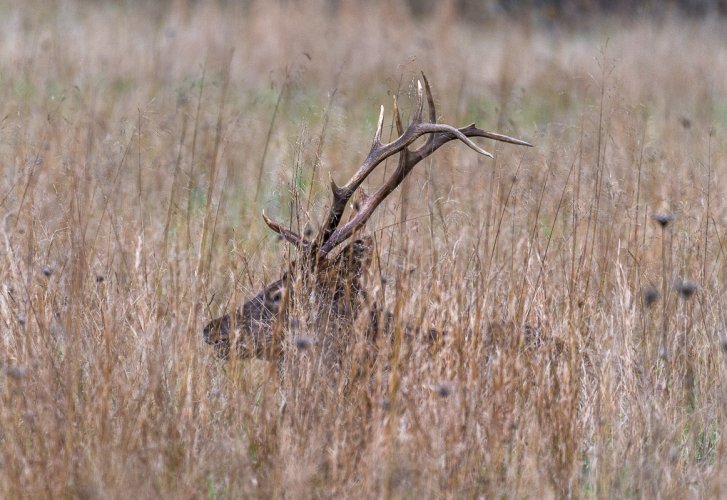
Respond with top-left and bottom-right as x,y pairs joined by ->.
1,1 -> 726,497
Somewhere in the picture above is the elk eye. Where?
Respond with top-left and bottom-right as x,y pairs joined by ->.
271,292 -> 281,303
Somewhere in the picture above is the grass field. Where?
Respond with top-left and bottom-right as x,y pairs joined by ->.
1,1 -> 726,497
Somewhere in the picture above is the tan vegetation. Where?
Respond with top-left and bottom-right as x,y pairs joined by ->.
1,1 -> 726,497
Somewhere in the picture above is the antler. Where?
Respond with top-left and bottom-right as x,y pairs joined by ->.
262,211 -> 311,249
264,73 -> 532,260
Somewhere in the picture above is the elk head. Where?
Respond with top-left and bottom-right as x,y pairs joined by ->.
203,74 -> 532,359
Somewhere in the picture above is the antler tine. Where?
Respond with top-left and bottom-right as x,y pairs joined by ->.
329,171 -> 347,200
262,211 -> 310,249
372,105 -> 385,147
418,123 -> 494,158
421,72 -> 436,124
411,80 -> 425,124
393,95 -> 404,135
458,124 -> 533,147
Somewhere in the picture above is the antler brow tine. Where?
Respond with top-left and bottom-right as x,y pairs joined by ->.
262,211 -> 309,248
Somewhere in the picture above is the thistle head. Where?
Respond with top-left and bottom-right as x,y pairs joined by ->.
674,280 -> 698,300
643,286 -> 659,308
652,213 -> 675,228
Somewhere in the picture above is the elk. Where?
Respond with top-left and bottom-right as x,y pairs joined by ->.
203,74 -> 532,360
